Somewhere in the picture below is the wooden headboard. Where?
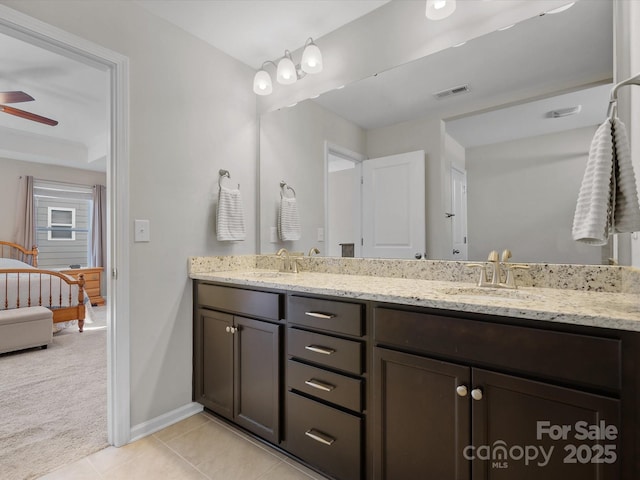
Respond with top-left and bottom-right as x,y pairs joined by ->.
0,241 -> 38,267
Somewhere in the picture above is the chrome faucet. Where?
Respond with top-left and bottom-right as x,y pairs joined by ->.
308,247 -> 320,256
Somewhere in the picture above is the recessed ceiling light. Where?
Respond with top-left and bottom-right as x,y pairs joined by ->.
546,2 -> 576,15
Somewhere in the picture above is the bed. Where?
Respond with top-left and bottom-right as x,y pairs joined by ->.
0,241 -> 87,332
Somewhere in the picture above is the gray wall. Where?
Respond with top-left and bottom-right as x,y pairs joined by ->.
260,99 -> 366,255
466,126 -> 604,265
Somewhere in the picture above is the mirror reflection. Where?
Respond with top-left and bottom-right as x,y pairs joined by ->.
259,0 -> 615,264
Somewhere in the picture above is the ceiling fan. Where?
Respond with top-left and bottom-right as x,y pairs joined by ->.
0,91 -> 58,126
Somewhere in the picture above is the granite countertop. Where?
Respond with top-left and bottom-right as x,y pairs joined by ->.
190,269 -> 640,332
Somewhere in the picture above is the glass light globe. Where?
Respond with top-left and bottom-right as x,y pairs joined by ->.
301,43 -> 323,74
426,0 -> 456,20
277,56 -> 297,85
253,69 -> 272,95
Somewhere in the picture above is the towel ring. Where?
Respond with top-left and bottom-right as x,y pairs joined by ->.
219,169 -> 239,189
280,181 -> 296,198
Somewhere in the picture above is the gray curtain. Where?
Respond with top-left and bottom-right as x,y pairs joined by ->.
13,175 -> 35,251
91,184 -> 106,267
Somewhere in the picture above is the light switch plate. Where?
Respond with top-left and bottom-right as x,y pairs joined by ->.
270,227 -> 278,243
134,219 -> 150,242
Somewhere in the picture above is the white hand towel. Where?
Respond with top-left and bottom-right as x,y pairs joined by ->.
278,196 -> 301,241
572,116 -> 640,245
216,185 -> 246,241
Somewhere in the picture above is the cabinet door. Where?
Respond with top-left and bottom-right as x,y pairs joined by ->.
201,310 -> 234,419
472,368 -> 620,480
234,316 -> 281,444
375,348 -> 471,480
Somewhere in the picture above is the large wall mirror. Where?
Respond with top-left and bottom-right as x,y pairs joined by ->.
260,0 -> 618,265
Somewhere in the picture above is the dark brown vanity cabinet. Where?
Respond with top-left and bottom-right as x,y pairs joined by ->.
194,283 -> 283,444
285,295 -> 366,480
374,307 -> 622,480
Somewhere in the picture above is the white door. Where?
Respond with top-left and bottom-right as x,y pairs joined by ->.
450,166 -> 468,260
362,150 -> 425,259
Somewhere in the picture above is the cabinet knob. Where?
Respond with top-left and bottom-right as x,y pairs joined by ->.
225,326 -> 231,333
456,385 -> 468,397
471,388 -> 483,401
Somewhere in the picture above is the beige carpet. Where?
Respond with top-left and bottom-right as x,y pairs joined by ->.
0,307 -> 108,480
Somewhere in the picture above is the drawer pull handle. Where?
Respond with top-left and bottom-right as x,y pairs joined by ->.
305,345 -> 335,355
305,429 -> 335,446
304,311 -> 336,319
305,379 -> 336,392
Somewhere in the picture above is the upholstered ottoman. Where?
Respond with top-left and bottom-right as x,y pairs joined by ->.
0,306 -> 53,354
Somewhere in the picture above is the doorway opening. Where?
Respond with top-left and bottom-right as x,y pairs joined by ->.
325,143 -> 364,258
0,4 -> 130,452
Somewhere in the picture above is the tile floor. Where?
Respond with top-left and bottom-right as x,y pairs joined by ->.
39,411 -> 329,480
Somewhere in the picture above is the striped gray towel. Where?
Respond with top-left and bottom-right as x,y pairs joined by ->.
572,116 -> 640,245
217,185 -> 246,241
278,196 -> 301,241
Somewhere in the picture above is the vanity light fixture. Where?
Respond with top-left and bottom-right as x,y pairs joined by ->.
425,0 -> 456,20
253,38 -> 323,96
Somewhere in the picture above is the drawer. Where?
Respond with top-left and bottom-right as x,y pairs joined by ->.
288,328 -> 363,375
80,272 -> 100,281
197,283 -> 282,320
289,295 -> 363,336
288,359 -> 363,412
374,307 -> 621,392
286,391 -> 361,480
85,287 -> 101,297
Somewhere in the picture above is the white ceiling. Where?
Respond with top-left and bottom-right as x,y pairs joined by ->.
0,33 -> 109,172
135,0 -> 391,69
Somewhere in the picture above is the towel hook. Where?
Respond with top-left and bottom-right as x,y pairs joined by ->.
219,169 -> 239,189
607,72 -> 640,117
280,181 -> 296,198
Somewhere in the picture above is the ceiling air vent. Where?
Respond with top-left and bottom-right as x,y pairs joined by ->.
433,84 -> 470,100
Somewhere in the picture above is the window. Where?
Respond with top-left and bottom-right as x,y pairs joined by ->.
34,180 -> 93,269
47,207 -> 76,241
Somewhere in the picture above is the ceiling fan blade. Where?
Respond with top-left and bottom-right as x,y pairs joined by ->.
0,91 -> 35,104
0,105 -> 58,126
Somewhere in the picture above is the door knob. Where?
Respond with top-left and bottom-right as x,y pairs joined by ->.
456,385 -> 468,397
471,388 -> 483,401
453,249 -> 460,255
415,253 -> 422,259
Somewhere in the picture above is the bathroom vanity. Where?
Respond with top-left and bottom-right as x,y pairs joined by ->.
191,261 -> 640,480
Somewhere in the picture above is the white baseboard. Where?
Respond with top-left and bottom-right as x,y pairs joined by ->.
129,402 -> 203,443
